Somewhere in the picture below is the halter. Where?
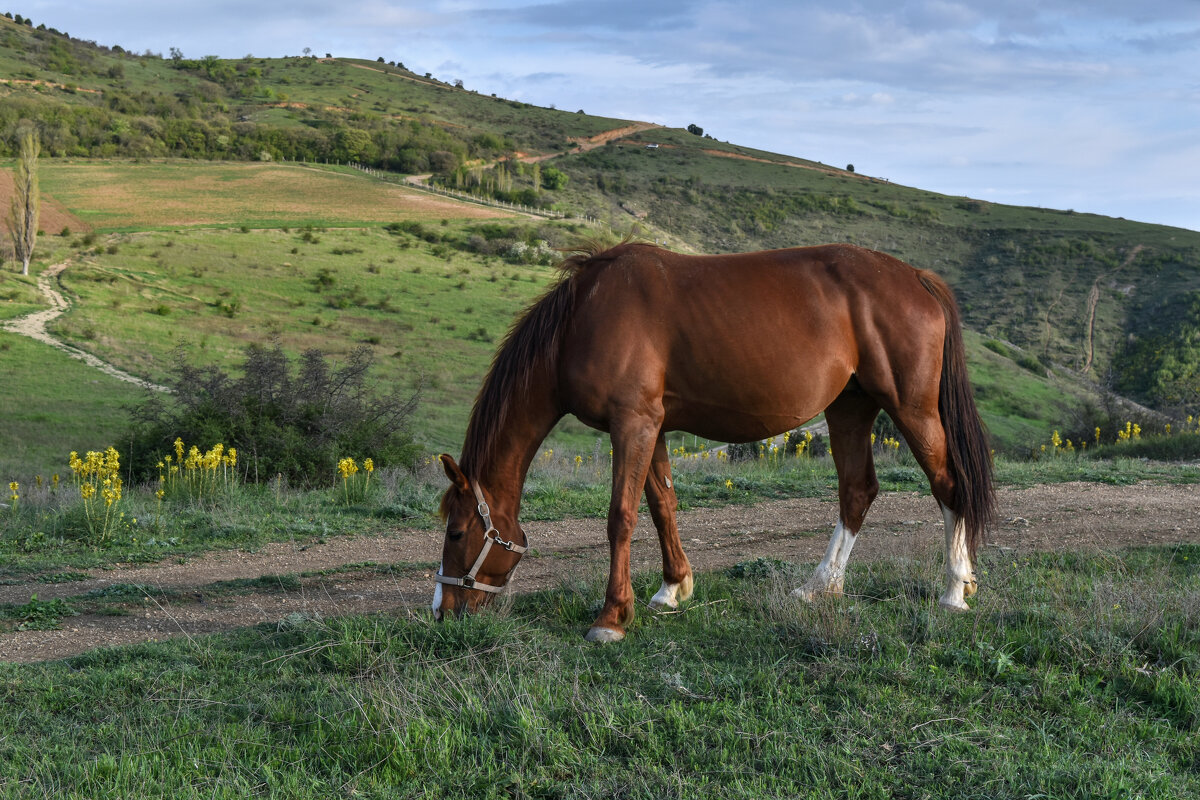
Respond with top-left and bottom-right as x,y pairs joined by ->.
434,483 -> 528,594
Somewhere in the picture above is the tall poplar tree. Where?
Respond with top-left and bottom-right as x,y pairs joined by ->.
8,128 -> 40,276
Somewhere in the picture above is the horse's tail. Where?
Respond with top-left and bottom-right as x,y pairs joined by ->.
917,270 -> 996,560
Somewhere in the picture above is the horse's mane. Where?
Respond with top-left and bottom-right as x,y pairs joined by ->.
457,233 -> 649,479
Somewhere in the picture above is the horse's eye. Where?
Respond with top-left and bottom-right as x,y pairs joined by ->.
447,529 -> 465,541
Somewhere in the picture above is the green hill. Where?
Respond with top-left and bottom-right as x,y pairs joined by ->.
1,13 -> 1198,477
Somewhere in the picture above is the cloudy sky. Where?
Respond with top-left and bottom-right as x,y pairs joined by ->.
26,1 -> 1200,231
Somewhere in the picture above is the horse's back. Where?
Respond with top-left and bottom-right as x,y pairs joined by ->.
559,243 -> 945,440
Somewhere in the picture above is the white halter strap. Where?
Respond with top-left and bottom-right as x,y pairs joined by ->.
434,483 -> 528,594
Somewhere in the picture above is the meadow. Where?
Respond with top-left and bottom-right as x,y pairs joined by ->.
2,431 -> 1199,797
37,160 -> 513,231
0,541 -> 1196,798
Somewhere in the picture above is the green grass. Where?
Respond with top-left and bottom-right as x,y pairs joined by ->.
0,331 -> 143,480
0,546 -> 1196,798
36,222 -> 577,452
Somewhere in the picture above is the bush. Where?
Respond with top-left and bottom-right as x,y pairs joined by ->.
125,343 -> 422,485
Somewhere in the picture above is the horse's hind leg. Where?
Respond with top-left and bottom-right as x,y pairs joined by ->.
887,406 -> 975,611
794,390 -> 880,601
645,433 -> 693,611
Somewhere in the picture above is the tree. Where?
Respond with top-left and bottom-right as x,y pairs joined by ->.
7,128 -> 40,276
687,123 -> 704,136
846,164 -> 855,173
541,166 -> 569,190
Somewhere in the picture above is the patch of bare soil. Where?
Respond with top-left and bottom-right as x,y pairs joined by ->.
520,122 -> 662,163
2,481 -> 1197,663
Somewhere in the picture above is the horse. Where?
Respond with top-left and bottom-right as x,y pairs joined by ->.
433,241 -> 995,642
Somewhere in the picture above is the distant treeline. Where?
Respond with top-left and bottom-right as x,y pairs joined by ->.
0,95 -> 511,173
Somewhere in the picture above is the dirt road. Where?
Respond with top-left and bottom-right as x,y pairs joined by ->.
2,480 -> 1197,663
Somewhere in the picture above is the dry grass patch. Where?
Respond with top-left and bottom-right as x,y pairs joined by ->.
0,169 -> 90,236
39,161 -> 516,231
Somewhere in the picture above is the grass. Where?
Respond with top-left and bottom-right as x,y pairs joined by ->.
0,331 -> 143,480
34,222 -> 578,452
0,545 -> 1196,798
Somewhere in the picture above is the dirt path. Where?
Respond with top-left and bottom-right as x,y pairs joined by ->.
2,481 -> 1197,663
0,260 -> 169,392
517,122 -> 663,164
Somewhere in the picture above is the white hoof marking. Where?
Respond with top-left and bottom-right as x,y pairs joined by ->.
649,581 -> 680,611
585,627 -> 625,643
939,598 -> 971,613
791,585 -> 819,603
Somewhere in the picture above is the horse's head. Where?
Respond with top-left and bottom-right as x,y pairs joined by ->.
432,454 -> 528,620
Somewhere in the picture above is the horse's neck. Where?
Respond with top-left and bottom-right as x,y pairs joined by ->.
472,372 -> 562,516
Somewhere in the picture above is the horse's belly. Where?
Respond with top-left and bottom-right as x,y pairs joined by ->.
662,361 -> 848,442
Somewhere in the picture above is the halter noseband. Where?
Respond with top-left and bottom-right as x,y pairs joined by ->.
434,483 -> 528,594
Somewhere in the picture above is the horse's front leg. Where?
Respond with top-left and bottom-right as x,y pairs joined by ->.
645,432 -> 693,611
586,415 -> 659,643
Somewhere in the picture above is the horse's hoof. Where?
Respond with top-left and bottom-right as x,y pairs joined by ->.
791,586 -> 817,603
585,626 -> 625,643
649,581 -> 681,611
938,598 -> 970,613
792,583 -> 840,603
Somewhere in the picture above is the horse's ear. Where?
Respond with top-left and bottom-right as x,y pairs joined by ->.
440,454 -> 470,492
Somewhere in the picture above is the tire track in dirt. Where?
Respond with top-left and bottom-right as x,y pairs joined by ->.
2,480 -> 1196,663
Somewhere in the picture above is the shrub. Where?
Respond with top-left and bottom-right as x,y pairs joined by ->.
125,343 -> 422,485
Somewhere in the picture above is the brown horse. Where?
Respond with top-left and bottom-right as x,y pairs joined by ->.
434,242 -> 995,642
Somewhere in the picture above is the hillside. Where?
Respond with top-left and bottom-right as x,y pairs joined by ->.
1,13 -> 1198,475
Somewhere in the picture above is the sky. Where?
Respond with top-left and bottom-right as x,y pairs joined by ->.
24,0 -> 1200,232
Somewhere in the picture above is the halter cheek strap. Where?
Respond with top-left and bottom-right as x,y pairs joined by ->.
434,483 -> 529,594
